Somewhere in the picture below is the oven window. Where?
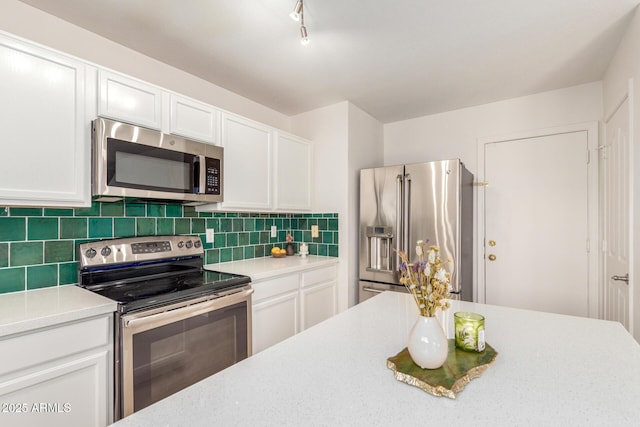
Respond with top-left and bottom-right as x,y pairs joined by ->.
107,138 -> 195,193
131,301 -> 248,412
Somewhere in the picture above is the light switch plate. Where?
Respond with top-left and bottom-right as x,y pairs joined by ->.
311,225 -> 319,238
271,225 -> 277,237
206,228 -> 214,244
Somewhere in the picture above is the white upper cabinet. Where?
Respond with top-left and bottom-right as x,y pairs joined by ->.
169,94 -> 220,144
98,69 -> 163,130
0,33 -> 91,207
201,116 -> 314,213
220,113 -> 273,210
0,30 -> 312,209
274,132 -> 312,211
98,70 -> 220,144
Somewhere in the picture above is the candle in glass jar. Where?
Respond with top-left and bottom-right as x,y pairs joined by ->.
454,312 -> 485,352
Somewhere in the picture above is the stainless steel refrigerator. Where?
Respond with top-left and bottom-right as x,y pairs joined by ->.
358,159 -> 473,302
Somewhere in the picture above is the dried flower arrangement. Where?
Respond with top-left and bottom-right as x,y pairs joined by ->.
396,240 -> 451,317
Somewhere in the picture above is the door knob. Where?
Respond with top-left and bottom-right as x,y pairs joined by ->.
488,240 -> 496,247
488,254 -> 497,261
611,274 -> 629,284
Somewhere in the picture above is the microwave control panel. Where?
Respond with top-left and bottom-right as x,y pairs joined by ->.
205,158 -> 221,195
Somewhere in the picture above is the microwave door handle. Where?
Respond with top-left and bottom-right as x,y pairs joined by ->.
196,155 -> 206,194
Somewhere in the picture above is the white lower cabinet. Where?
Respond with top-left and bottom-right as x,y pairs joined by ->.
251,265 -> 337,354
300,266 -> 338,330
0,314 -> 114,427
251,274 -> 299,354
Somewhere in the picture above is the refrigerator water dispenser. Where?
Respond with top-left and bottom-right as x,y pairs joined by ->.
366,226 -> 393,272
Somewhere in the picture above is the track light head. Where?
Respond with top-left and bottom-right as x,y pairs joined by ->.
290,0 -> 302,21
300,25 -> 310,45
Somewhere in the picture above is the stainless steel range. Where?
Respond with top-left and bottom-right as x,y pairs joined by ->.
78,235 -> 252,420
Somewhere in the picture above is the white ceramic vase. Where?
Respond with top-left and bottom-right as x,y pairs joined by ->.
407,315 -> 449,369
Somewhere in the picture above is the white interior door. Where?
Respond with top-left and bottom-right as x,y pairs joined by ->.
603,97 -> 631,330
483,130 -> 592,317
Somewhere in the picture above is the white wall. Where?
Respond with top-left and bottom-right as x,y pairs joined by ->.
347,103 -> 384,306
384,82 -> 603,303
384,82 -> 603,176
0,0 -> 290,130
603,6 -> 640,342
291,101 -> 384,309
291,102 -> 350,311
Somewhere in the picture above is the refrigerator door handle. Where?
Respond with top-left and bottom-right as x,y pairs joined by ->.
395,174 -> 403,272
403,173 -> 411,257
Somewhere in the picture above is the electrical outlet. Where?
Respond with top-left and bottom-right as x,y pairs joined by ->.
311,225 -> 319,238
205,228 -> 214,244
271,225 -> 277,238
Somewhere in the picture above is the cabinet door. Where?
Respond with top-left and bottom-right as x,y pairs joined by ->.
251,274 -> 299,353
0,314 -> 113,426
252,290 -> 299,353
221,113 -> 272,210
0,350 -> 111,426
98,69 -> 162,129
301,266 -> 338,330
170,95 -> 219,144
274,132 -> 312,211
0,34 -> 90,207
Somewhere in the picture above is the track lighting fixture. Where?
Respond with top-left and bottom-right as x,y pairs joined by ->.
290,0 -> 302,21
290,0 -> 309,45
300,25 -> 309,45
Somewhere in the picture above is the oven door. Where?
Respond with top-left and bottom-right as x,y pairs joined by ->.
117,286 -> 253,419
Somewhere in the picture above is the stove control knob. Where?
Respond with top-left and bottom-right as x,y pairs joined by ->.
194,240 -> 201,248
177,241 -> 184,248
185,240 -> 193,249
101,247 -> 112,257
85,248 -> 97,259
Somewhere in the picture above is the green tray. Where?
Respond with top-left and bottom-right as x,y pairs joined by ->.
387,340 -> 498,399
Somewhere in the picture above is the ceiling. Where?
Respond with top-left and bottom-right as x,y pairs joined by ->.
18,0 -> 640,123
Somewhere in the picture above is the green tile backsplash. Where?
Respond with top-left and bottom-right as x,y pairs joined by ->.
0,201 -> 339,294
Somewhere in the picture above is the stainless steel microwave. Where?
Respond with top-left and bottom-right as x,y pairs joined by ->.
92,118 -> 223,204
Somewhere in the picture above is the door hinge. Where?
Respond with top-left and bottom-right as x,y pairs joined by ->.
586,238 -> 590,253
587,149 -> 591,164
599,144 -> 608,160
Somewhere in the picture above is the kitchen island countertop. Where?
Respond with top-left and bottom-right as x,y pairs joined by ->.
112,291 -> 640,426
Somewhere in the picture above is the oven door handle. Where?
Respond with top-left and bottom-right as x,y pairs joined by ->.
123,287 -> 253,332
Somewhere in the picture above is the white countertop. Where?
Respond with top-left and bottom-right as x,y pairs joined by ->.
0,285 -> 117,338
204,255 -> 338,281
112,291 -> 640,426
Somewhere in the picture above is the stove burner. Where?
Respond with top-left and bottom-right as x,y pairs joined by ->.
123,283 -> 180,300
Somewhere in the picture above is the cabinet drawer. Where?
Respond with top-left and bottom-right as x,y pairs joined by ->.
252,275 -> 299,302
301,265 -> 337,288
0,315 -> 112,376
